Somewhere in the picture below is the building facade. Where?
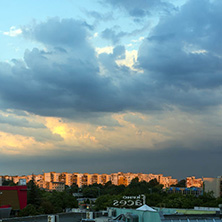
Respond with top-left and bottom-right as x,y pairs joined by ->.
1,171 -> 180,191
186,176 -> 203,188
48,182 -> 65,192
203,177 -> 222,198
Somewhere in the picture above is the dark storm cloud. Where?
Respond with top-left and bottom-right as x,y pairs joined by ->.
0,18 -> 124,117
98,45 -> 126,70
0,0 -> 222,120
1,145 -> 221,178
103,0 -> 175,18
0,23 -> 158,118
138,0 -> 222,87
100,25 -> 151,45
0,51 -> 119,117
136,0 -> 222,110
101,28 -> 128,44
23,18 -> 90,48
97,45 -> 162,111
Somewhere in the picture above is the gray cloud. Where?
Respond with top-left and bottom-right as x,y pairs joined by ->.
101,28 -> 127,44
1,145 -> 221,179
136,0 -> 222,110
7,110 -> 28,117
23,18 -> 89,48
86,10 -> 113,22
100,24 -> 151,44
138,0 -> 222,85
0,19 -> 123,118
103,0 -> 176,18
0,113 -> 45,128
1,0 -> 222,120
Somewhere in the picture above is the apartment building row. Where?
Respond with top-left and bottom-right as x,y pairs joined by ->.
44,172 -> 179,188
0,172 -> 178,189
1,173 -> 205,189
3,174 -> 219,197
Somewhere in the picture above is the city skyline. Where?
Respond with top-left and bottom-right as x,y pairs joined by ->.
0,0 -> 222,178
1,171 -> 199,187
0,171 -> 206,194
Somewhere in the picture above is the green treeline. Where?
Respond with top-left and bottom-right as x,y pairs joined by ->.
19,180 -> 78,216
80,178 -> 222,211
20,177 -> 222,216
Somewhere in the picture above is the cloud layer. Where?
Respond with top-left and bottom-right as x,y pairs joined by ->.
0,0 -> 222,176
1,0 -> 222,119
1,145 -> 221,178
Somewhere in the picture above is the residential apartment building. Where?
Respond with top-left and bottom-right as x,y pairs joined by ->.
203,176 -> 222,198
110,173 -> 119,185
51,172 -> 61,182
36,180 -> 49,190
71,173 -> 81,186
35,174 -> 44,182
44,172 -> 52,182
65,173 -> 72,186
98,174 -> 110,185
159,176 -> 178,188
1,171 -> 179,191
186,176 -> 203,188
49,182 -> 65,192
91,174 -> 99,184
81,173 -> 91,186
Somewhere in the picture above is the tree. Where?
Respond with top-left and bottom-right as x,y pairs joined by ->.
146,193 -> 163,206
39,200 -> 55,214
19,204 -> 39,216
43,190 -> 78,212
148,179 -> 159,187
101,183 -> 125,195
69,183 -> 79,194
82,187 -> 99,198
27,176 -> 41,207
2,180 -> 16,186
94,194 -> 122,211
171,179 -> 186,187
130,177 -> 139,184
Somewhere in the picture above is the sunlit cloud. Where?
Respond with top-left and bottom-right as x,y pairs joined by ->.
3,26 -> 22,37
96,46 -> 113,55
116,49 -> 143,72
44,117 -> 101,150
0,131 -> 52,155
131,36 -> 144,43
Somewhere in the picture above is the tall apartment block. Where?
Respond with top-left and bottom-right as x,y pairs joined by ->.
186,176 -> 203,188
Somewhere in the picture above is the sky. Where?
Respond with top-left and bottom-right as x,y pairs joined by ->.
0,0 -> 222,179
